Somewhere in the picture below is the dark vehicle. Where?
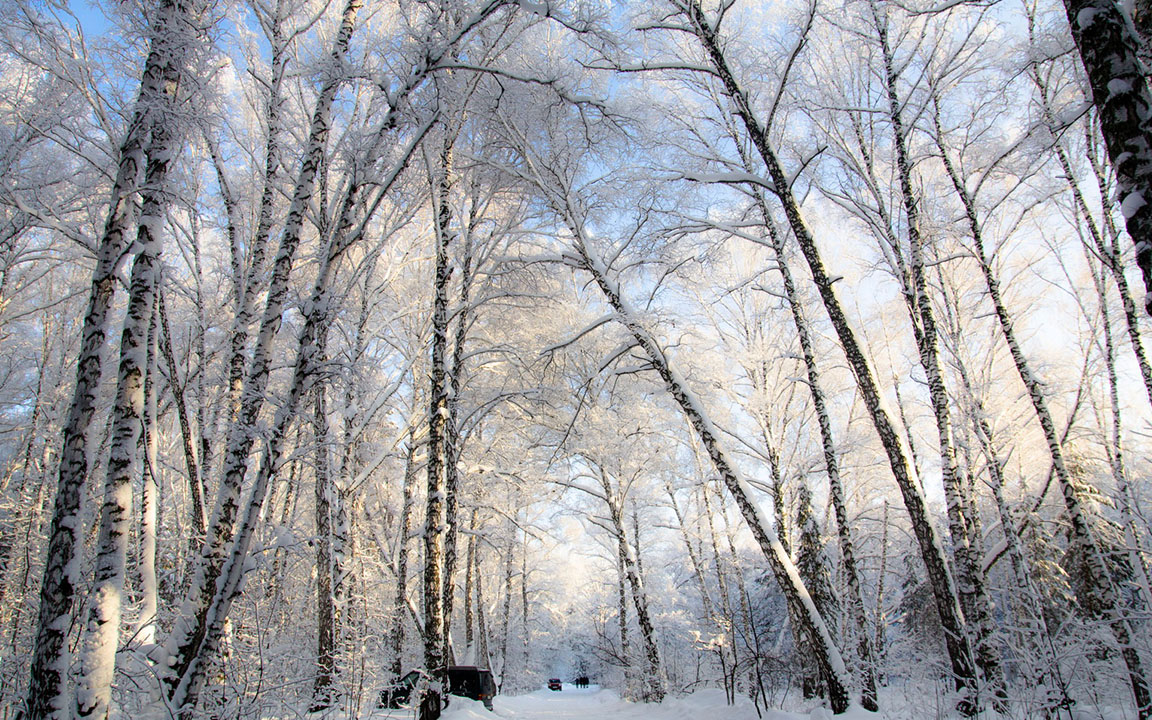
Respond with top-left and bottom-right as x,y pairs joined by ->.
446,666 -> 497,711
548,678 -> 562,691
377,670 -> 442,720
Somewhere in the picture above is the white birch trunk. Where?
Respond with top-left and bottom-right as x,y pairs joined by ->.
137,299 -> 161,648
668,1 -> 978,708
869,6 -> 1004,705
563,207 -> 852,712
599,472 -> 664,702
75,95 -> 175,720
936,106 -> 1152,719
391,426 -> 419,678
162,0 -> 363,694
23,0 -> 182,710
424,137 -> 454,679
1063,0 -> 1152,314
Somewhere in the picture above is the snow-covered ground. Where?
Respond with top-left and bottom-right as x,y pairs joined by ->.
438,686 -> 872,720
355,683 -> 1141,720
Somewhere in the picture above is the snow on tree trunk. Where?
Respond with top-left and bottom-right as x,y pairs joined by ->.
670,1 -> 975,710
443,216 -> 474,666
163,90 -> 425,709
22,0 -> 186,713
1063,0 -> 1152,314
755,206 -> 878,709
167,225 -> 348,713
475,547 -> 491,667
137,300 -> 161,648
561,209 -> 852,713
161,0 -> 363,696
464,508 -> 477,661
163,94 -> 436,707
616,538 -> 633,695
391,427 -> 419,678
224,3 -> 287,416
157,293 -> 206,538
1088,245 -> 1152,608
1083,123 -> 1152,409
870,6 -> 1005,706
794,484 -> 839,702
496,518 -> 516,689
951,344 -> 1072,712
75,93 -> 175,720
937,114 -> 1152,719
600,471 -> 665,702
312,384 -> 337,709
424,136 -> 454,680
1032,59 -> 1152,410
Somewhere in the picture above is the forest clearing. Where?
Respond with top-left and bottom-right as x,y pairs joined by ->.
2,0 -> 1152,717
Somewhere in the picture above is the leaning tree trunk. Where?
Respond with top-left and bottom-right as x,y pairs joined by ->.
699,480 -> 739,702
870,6 -> 1005,706
158,292 -> 206,538
1030,61 -> 1152,410
936,117 -> 1152,719
561,206 -> 852,713
1062,0 -> 1152,314
758,212 -> 877,708
1087,242 -> 1152,607
165,100 -> 434,712
223,3 -> 288,415
600,473 -> 665,702
22,0 -> 190,712
943,298 -> 1071,712
671,1 -> 977,709
167,210 -> 350,714
162,0 -> 364,699
729,98 -> 875,696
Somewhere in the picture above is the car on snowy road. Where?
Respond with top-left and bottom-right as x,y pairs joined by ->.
376,670 -> 441,719
447,666 -> 497,711
547,678 -> 562,691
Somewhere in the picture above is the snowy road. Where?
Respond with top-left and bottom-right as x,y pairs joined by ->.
439,686 -> 846,720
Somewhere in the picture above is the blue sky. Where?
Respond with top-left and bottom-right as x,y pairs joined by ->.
68,0 -> 110,38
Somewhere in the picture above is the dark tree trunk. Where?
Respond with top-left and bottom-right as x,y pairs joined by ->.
1063,0 -> 1152,314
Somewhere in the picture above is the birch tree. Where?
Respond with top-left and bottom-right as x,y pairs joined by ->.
490,92 -> 855,712
23,0 -> 206,714
1060,0 -> 1152,313
634,0 -> 981,709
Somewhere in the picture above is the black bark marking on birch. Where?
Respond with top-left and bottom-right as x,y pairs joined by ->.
425,136 -> 454,680
163,0 -> 363,702
392,428 -> 419,678
1064,0 -> 1152,314
76,96 -> 174,720
674,0 -> 976,709
871,3 -> 1005,706
25,0 -> 192,714
564,207 -> 850,711
937,87 -> 1151,717
746,159 -> 878,708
